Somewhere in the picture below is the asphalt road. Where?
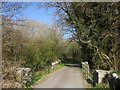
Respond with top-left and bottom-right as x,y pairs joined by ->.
33,66 -> 91,88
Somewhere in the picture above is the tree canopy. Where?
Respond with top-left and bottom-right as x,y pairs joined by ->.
38,2 -> 120,70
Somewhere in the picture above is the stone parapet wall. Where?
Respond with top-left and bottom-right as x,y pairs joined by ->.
81,62 -> 90,79
93,70 -> 110,86
51,60 -> 61,69
81,61 -> 120,89
109,73 -> 120,90
16,68 -> 31,87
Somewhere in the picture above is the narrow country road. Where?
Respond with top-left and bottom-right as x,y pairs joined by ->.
33,66 -> 91,88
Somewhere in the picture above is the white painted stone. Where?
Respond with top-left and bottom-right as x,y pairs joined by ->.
94,70 -> 110,84
112,73 -> 118,78
51,60 -> 61,69
81,62 -> 90,79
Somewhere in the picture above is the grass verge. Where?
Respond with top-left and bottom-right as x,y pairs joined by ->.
27,64 -> 64,88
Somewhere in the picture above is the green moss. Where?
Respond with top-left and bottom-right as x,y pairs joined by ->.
110,70 -> 120,75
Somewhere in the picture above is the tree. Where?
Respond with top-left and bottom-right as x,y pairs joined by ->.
2,2 -> 30,20
38,2 -> 120,70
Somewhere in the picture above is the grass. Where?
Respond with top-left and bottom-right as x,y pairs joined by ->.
27,63 -> 65,88
110,70 -> 120,75
88,83 -> 110,90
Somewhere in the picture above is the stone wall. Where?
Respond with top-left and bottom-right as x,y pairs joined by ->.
93,70 -> 110,86
109,73 -> 120,90
81,61 -> 120,89
81,62 -> 90,79
16,68 -> 31,87
15,61 -> 61,87
51,60 -> 61,69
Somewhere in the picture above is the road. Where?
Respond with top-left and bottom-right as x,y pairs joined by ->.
33,66 -> 91,88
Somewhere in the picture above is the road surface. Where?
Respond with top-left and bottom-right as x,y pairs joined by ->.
33,66 -> 91,88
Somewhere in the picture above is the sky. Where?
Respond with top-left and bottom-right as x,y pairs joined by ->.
23,3 -> 55,25
22,2 -> 72,39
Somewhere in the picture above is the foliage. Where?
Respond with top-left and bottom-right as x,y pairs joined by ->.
2,2 -> 120,88
30,64 -> 64,87
63,40 -> 81,63
39,2 -> 120,70
110,70 -> 120,75
2,3 -> 66,88
2,19 -> 65,85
